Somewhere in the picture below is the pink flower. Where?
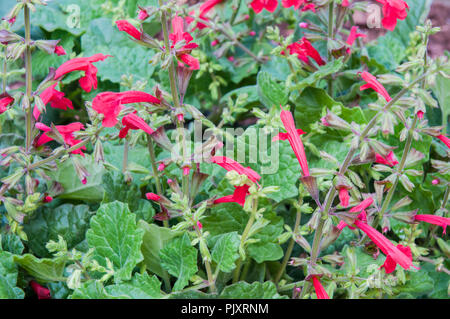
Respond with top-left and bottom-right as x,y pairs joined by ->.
380,244 -> 412,274
359,71 -> 392,102
210,156 -> 261,183
43,196 -> 53,203
286,38 -> 325,66
281,0 -> 305,10
169,16 -> 200,70
137,9 -> 149,20
158,162 -> 166,171
227,56 -> 235,62
312,276 -> 329,299
249,31 -> 256,36
211,39 -> 219,46
298,22 -> 309,28
30,280 -> 51,299
33,83 -> 73,120
36,122 -> 86,156
414,214 -> 450,235
354,219 -> 417,272
338,187 -> 350,207
375,151 -> 399,167
214,184 -> 250,207
197,221 -> 203,230
376,0 -> 409,31
431,178 -> 440,185
436,134 -> 450,148
350,197 -> 374,213
183,166 -> 190,176
346,26 -> 366,48
342,0 -> 350,7
54,54 -> 111,92
273,106 -> 309,176
0,94 -> 14,114
250,0 -> 278,14
146,192 -> 161,201
186,0 -> 224,30
417,110 -> 424,119
92,91 -> 160,127
116,20 -> 142,40
119,112 -> 155,138
54,45 -> 66,56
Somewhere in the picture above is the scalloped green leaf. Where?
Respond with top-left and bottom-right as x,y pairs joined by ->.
86,201 -> 144,283
220,281 -> 288,299
0,251 -> 24,299
257,71 -> 288,108
211,232 -> 240,273
105,273 -> 162,299
13,254 -> 67,283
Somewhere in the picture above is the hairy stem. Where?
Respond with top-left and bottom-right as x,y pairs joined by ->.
194,224 -> 216,293
2,46 -> 6,93
122,139 -> 128,174
24,5 -> 33,153
327,1 -> 334,97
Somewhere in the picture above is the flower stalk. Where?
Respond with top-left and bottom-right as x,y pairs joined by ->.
24,5 -> 33,152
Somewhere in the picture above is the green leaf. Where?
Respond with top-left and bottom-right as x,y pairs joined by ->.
159,233 -> 198,291
211,232 -> 240,273
1,233 -> 24,255
138,220 -> 182,279
291,58 -> 344,91
13,254 -> 67,283
86,201 -> 144,283
69,281 -> 120,299
168,290 -> 216,299
257,71 -> 288,108
433,74 -> 450,134
394,268 -> 434,297
105,273 -> 162,299
24,204 -> 94,258
0,251 -> 24,299
81,18 -> 155,84
203,203 -> 248,236
46,155 -> 105,202
220,281 -> 288,299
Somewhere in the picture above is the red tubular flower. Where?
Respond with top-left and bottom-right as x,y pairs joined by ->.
210,156 -> 261,184
346,26 -> 366,52
380,244 -> 412,274
92,91 -> 160,127
301,3 -> 315,11
375,151 -> 399,167
0,94 -> 14,114
146,192 -> 161,201
286,38 -> 325,66
116,20 -> 142,40
137,9 -> 149,20
359,71 -> 392,102
30,280 -> 51,299
250,0 -> 278,14
273,106 -> 310,176
354,219 -> 418,272
119,112 -> 155,139
349,197 -> 373,213
43,195 -> 53,203
342,0 -> 350,7
33,83 -> 73,120
414,214 -> 450,235
36,122 -> 86,156
169,16 -> 200,70
338,188 -> 350,207
158,162 -> 166,171
376,0 -> 409,31
214,184 -> 250,207
186,0 -> 224,30
436,134 -> 450,148
312,276 -> 330,299
54,54 -> 111,93
282,0 -> 305,10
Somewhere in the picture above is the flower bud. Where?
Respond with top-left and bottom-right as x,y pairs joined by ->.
320,109 -> 351,131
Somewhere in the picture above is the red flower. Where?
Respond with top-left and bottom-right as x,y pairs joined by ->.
414,214 -> 450,235
119,112 -> 155,138
286,38 -> 325,66
346,26 -> 366,50
0,94 -> 14,114
214,184 -> 250,207
186,0 -> 224,30
210,156 -> 261,183
250,0 -> 278,14
54,54 -> 111,93
116,20 -> 143,40
146,192 -> 161,201
30,280 -> 51,299
376,0 -> 409,31
35,122 -> 86,156
342,0 -> 350,7
281,0 -> 305,10
375,151 -> 398,167
273,106 -> 310,176
43,195 -> 53,203
338,187 -> 350,207
354,219 -> 418,272
380,244 -> 412,274
350,197 -> 374,213
169,16 -> 200,70
359,71 -> 392,102
137,9 -> 149,20
436,134 -> 450,148
312,276 -> 330,299
92,91 -> 160,127
33,83 -> 73,120
54,45 -> 66,56
301,3 -> 315,11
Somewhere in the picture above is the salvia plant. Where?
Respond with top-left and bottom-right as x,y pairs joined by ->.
0,0 -> 448,300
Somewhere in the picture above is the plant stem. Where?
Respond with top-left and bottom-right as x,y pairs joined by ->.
327,1 -> 334,97
232,198 -> 258,283
2,46 -> 6,93
24,5 -> 33,153
229,0 -> 242,26
159,1 -> 189,198
300,71 -> 434,298
193,224 -> 216,293
274,198 -> 303,284
147,138 -> 162,195
122,139 -> 128,174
